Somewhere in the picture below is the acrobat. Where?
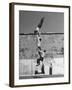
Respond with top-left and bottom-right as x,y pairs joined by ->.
34,17 -> 46,74
34,17 -> 44,49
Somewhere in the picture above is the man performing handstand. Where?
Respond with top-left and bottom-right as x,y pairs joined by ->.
34,17 -> 44,36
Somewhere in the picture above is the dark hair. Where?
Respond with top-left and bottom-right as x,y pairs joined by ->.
39,38 -> 42,41
44,50 -> 46,52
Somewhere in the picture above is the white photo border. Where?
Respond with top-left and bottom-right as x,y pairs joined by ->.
11,3 -> 70,86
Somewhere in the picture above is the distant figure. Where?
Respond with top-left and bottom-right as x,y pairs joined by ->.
49,55 -> 54,75
49,63 -> 52,75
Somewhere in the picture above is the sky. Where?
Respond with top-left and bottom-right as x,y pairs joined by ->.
19,10 -> 64,34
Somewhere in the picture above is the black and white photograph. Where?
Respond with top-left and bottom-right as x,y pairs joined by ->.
9,3 -> 70,87
19,11 -> 64,79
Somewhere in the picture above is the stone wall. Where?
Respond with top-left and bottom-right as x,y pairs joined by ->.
19,34 -> 64,59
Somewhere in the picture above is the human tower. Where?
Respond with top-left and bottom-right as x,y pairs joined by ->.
34,17 -> 46,74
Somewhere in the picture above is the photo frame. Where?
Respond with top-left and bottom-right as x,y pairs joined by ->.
9,2 -> 70,87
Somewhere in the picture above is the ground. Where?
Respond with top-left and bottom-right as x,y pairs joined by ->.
19,57 -> 64,79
